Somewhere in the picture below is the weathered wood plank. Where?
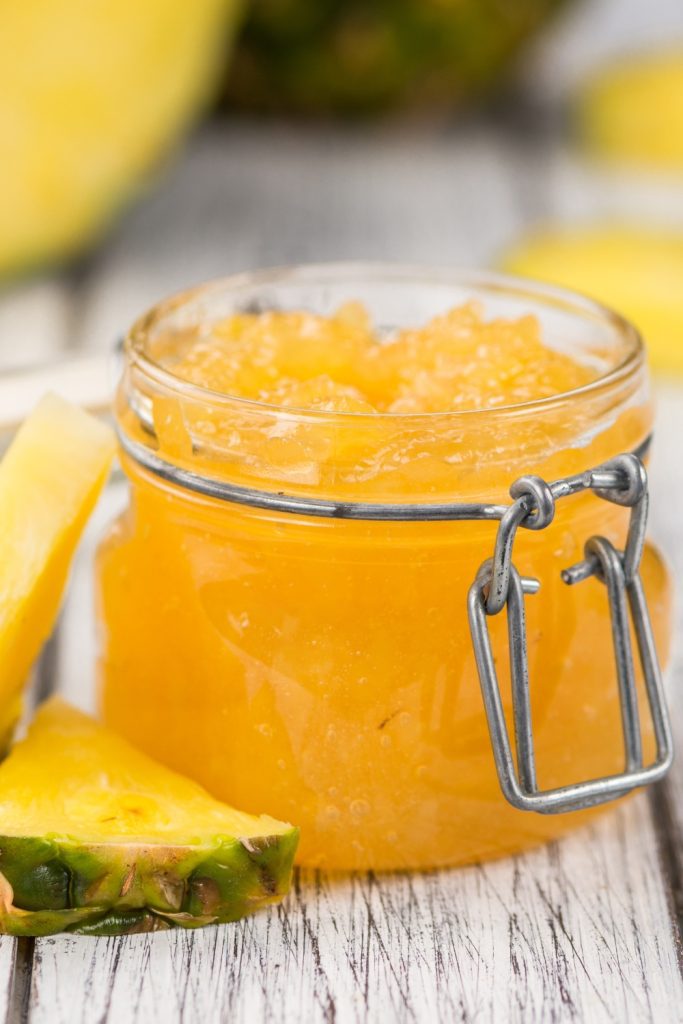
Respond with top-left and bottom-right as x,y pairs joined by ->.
0,939 -> 19,1023
28,794 -> 682,1024
0,279 -> 74,369
70,122 -> 528,351
648,387 -> 683,947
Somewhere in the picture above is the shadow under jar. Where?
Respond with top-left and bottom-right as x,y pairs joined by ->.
97,264 -> 673,871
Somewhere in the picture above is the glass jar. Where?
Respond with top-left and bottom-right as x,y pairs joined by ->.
97,264 -> 673,871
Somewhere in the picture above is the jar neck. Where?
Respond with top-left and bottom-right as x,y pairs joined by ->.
115,356 -> 651,506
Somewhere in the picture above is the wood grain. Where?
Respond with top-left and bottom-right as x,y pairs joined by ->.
0,280 -> 74,370
27,797 -> 682,1024
0,940 -> 20,1023
648,388 -> 683,951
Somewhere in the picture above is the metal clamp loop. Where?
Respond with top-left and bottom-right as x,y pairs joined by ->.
510,475 -> 556,530
592,453 -> 647,507
468,452 -> 673,814
485,499 -> 529,615
485,476 -> 557,615
563,453 -> 649,587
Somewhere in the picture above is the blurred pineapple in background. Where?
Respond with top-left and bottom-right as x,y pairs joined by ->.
505,44 -> 683,374
0,0 -> 242,277
504,226 -> 683,373
579,48 -> 683,172
224,0 -> 569,115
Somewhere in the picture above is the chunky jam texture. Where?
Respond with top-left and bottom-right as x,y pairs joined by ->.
146,303 -> 609,502
168,302 -> 595,414
99,301 -> 670,870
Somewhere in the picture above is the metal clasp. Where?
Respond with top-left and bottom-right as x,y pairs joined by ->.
467,454 -> 673,814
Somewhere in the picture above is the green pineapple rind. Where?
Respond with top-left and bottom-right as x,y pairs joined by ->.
0,828 -> 299,937
225,0 -> 571,115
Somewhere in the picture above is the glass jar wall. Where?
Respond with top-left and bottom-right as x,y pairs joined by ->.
97,265 -> 672,870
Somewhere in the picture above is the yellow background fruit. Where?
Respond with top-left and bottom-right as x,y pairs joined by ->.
503,226 -> 683,373
578,48 -> 683,171
0,395 -> 115,743
0,0 -> 241,276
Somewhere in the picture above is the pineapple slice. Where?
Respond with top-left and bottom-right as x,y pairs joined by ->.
503,226 -> 683,373
0,393 -> 115,747
0,699 -> 299,936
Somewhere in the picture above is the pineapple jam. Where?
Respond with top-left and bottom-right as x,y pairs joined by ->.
98,266 -> 671,871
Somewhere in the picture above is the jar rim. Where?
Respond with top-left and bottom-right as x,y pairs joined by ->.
125,261 -> 645,422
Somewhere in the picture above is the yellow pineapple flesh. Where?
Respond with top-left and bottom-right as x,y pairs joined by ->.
0,394 -> 115,745
0,699 -> 299,936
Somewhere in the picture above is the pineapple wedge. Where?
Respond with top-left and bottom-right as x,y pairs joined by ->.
0,699 -> 299,936
0,393 -> 115,747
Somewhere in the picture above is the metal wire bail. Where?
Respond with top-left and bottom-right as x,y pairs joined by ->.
468,453 -> 673,815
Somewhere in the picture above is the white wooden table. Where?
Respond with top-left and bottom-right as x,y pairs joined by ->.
1,1 -> 683,1019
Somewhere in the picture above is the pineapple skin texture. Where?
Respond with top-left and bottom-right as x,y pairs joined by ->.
225,0 -> 569,115
0,0 -> 242,276
0,832 -> 299,936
